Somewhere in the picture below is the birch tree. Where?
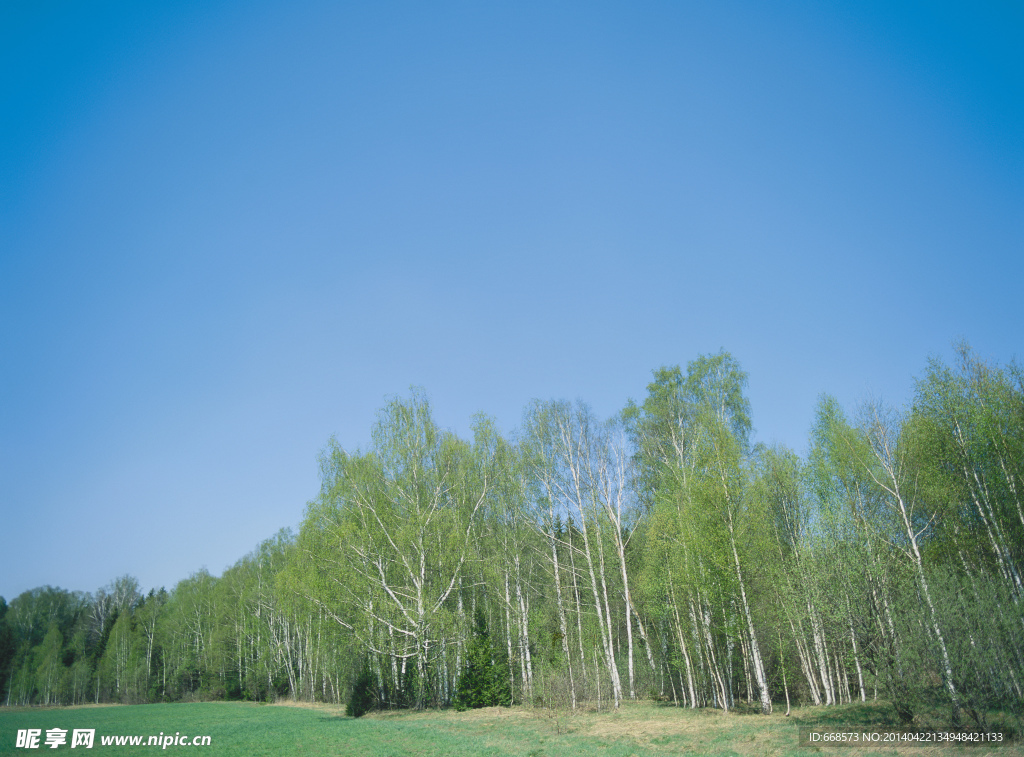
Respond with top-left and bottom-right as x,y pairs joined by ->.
523,399 -> 624,708
627,352 -> 772,713
299,391 -> 491,708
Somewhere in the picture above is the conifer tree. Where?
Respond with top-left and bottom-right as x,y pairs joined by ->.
454,611 -> 511,710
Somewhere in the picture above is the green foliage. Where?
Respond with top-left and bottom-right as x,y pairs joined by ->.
453,613 -> 511,711
346,663 -> 377,717
0,601 -> 14,698
3,348 -> 1023,724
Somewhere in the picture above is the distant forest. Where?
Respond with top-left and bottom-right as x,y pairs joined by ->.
2,344 -> 1021,728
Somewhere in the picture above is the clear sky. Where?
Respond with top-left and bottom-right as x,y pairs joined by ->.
2,0 -> 1021,602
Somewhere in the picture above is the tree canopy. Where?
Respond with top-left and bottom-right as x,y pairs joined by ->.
3,346 -> 1020,730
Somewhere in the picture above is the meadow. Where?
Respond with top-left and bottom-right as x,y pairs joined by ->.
1,701 -> 1019,757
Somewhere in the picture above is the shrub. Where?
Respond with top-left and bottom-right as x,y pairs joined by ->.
346,664 -> 377,718
453,613 -> 511,711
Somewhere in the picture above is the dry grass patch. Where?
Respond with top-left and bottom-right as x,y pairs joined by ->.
231,700 -> 1022,756
269,699 -> 345,713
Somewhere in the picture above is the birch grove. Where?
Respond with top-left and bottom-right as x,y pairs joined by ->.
2,347 -> 1021,729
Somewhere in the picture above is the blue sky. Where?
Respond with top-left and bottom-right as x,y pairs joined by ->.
2,0 -> 1021,601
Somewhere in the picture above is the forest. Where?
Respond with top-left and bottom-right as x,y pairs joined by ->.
1,345 -> 1021,730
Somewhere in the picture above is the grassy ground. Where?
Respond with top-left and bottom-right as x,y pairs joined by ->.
1,700 -> 1019,756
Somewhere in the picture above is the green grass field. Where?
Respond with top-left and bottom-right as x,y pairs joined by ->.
1,701 -> 1019,757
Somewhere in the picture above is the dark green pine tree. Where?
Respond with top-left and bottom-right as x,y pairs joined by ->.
346,662 -> 377,718
454,610 -> 511,711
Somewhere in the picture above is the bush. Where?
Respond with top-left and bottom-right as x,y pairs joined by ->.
453,614 -> 511,711
346,663 -> 377,718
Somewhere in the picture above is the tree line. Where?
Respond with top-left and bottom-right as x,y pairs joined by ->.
2,344 -> 1021,728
